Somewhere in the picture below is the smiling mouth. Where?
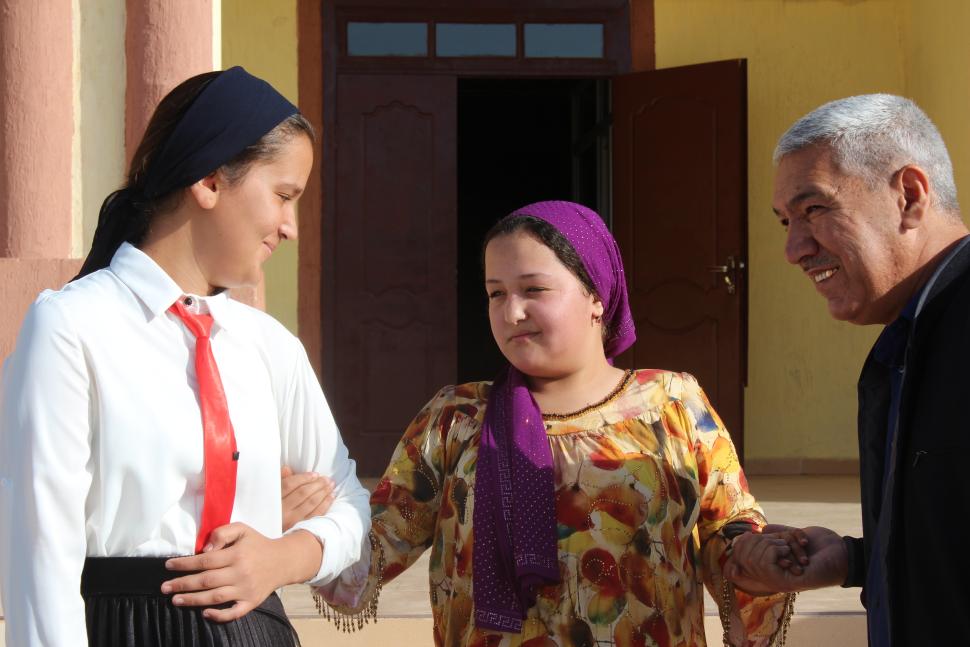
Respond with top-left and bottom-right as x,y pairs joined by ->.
811,267 -> 839,283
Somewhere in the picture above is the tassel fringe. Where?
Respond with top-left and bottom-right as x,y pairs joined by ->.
313,530 -> 386,633
720,577 -> 797,647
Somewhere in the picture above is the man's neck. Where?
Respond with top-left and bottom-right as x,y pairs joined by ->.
881,225 -> 969,324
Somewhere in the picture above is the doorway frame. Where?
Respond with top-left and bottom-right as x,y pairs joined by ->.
296,0 -> 653,384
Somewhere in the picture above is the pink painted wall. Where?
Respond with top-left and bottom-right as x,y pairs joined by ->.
1,1 -> 262,364
0,0 -> 74,259
0,0 -> 77,361
125,0 -> 213,163
0,260 -> 83,360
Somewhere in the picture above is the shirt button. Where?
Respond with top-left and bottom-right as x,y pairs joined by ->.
0,477 -> 10,487
183,296 -> 194,306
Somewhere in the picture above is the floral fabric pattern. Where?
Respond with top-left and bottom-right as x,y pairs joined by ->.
320,370 -> 790,646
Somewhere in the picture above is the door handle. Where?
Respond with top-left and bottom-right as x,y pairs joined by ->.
707,256 -> 744,295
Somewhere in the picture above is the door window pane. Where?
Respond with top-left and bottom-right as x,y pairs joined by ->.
524,23 -> 604,58
436,23 -> 516,57
347,22 -> 427,56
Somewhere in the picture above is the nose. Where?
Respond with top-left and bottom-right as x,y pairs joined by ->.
503,294 -> 527,326
279,207 -> 298,242
784,219 -> 818,266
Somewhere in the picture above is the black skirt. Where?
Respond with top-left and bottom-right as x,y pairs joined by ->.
81,557 -> 300,647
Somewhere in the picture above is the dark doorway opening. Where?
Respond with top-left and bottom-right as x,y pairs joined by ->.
456,78 -> 611,383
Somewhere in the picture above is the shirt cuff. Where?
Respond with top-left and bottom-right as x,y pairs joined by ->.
286,516 -> 342,585
841,535 -> 865,588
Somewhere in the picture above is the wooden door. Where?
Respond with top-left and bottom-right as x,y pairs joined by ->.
612,60 -> 748,457
330,74 -> 457,475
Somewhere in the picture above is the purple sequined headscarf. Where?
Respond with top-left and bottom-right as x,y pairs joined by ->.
472,201 -> 636,632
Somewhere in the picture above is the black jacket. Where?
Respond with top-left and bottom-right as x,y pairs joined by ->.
846,237 -> 970,645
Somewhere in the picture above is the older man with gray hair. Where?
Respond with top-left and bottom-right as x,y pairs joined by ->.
726,94 -> 970,646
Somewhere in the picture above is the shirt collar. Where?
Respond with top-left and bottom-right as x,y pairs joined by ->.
899,289 -> 919,324
872,298 -> 915,370
914,235 -> 970,318
109,243 -> 235,332
204,291 -> 234,332
110,243 -> 182,319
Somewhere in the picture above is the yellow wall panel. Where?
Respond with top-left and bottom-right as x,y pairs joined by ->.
76,0 -> 126,259
900,0 -> 970,231
655,0 -> 905,460
221,0 -> 300,334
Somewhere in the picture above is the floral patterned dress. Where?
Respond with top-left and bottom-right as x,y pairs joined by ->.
317,369 -> 793,646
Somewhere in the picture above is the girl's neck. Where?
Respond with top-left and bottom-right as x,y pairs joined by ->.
526,360 -> 628,416
139,213 -> 214,296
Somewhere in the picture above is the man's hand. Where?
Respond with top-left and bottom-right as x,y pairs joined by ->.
726,525 -> 848,595
281,466 -> 335,532
162,523 -> 323,622
762,524 -> 810,574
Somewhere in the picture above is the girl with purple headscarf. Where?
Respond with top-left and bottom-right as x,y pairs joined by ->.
313,201 -> 795,645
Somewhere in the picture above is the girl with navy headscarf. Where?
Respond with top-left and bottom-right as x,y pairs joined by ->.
311,201 -> 797,646
0,68 -> 370,646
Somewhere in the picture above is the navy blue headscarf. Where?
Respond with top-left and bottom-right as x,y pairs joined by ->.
75,66 -> 299,280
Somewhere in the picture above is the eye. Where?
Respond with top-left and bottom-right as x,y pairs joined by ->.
487,290 -> 505,299
778,218 -> 790,230
525,286 -> 548,294
277,193 -> 292,202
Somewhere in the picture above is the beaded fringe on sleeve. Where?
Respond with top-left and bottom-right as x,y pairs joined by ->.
719,576 -> 797,647
311,529 -> 386,633
706,532 -> 797,647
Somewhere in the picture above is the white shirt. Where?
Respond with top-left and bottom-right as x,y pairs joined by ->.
0,243 -> 371,646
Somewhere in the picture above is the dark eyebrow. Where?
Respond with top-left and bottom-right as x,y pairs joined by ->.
485,272 -> 552,284
278,183 -> 304,197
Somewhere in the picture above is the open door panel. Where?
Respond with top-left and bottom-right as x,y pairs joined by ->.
328,74 -> 458,475
612,60 -> 748,458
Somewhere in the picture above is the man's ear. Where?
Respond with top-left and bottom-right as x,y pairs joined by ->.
895,164 -> 930,230
187,172 -> 220,210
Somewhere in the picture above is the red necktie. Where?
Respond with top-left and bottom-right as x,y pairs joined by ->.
169,300 -> 239,553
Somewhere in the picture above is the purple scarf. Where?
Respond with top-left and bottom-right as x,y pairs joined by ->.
472,201 -> 636,632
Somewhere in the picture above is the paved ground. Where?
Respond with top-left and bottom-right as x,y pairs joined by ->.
0,475 -> 867,646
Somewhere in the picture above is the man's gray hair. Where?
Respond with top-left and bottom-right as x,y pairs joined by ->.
774,94 -> 960,215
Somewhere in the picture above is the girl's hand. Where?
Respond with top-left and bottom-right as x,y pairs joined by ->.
280,465 -> 335,532
161,523 -> 323,622
725,531 -> 796,595
762,523 -> 810,574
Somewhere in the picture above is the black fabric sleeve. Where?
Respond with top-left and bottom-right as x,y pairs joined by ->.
841,535 -> 866,588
